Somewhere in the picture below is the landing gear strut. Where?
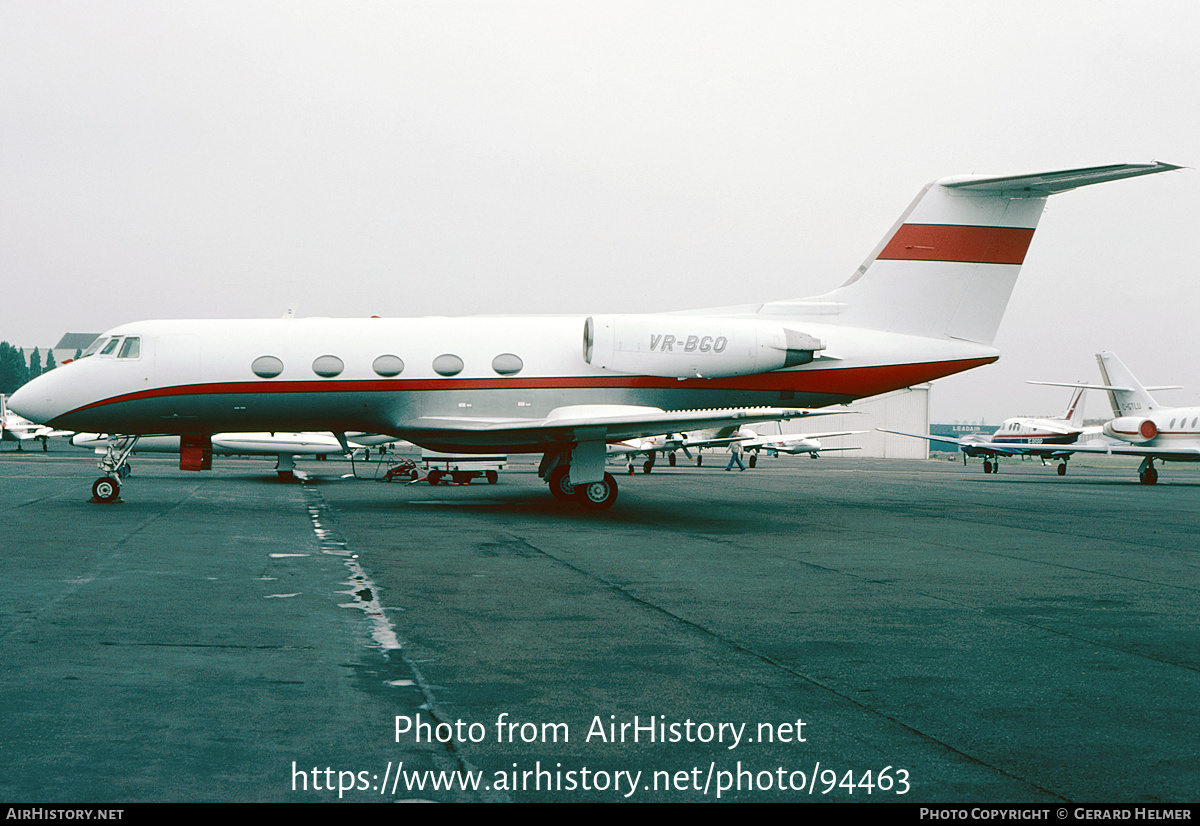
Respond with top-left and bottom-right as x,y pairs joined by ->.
92,435 -> 139,503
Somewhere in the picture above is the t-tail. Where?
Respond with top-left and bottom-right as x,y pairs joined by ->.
1096,351 -> 1160,416
763,163 -> 1181,344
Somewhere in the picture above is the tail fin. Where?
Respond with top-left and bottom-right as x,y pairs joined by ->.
1096,351 -> 1160,416
1060,385 -> 1087,428
763,163 -> 1180,344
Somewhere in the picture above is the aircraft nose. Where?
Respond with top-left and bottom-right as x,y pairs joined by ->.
8,374 -> 56,424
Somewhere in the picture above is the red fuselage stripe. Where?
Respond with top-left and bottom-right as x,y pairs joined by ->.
64,357 -> 998,416
879,224 -> 1036,265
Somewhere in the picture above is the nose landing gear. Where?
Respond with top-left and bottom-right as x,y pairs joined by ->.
91,435 -> 139,503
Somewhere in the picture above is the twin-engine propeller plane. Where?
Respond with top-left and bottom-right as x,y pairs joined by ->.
608,424 -> 864,473
8,163 -> 1180,508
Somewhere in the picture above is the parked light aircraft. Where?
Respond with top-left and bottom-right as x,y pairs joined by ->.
879,386 -> 1096,474
8,163 -> 1179,508
609,424 -> 864,473
70,431 -> 399,482
1019,351 -> 1200,484
1,394 -> 68,451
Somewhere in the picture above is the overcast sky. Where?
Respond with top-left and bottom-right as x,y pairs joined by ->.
1,1 -> 1196,422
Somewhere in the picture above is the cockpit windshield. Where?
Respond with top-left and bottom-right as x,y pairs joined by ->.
80,337 -> 108,359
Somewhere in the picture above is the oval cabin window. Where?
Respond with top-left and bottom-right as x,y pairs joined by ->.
432,354 -> 464,376
373,354 -> 404,377
492,353 -> 524,375
312,355 -> 345,378
252,355 -> 284,379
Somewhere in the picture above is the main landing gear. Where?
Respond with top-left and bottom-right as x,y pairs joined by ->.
1138,457 -> 1159,485
91,435 -> 139,503
982,459 -> 998,474
542,447 -> 619,510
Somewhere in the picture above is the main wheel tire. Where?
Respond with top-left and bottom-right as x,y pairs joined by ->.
668,453 -> 676,467
548,466 -> 575,500
576,473 -> 618,510
983,460 -> 993,474
486,471 -> 498,484
1140,467 -> 1158,485
427,470 -> 443,486
749,455 -> 757,468
92,476 -> 120,503
1057,464 -> 1067,476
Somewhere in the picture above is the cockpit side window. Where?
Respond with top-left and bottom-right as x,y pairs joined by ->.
99,337 -> 122,356
118,337 -> 141,359
81,337 -> 107,358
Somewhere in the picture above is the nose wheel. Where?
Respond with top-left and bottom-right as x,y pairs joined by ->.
91,476 -> 121,503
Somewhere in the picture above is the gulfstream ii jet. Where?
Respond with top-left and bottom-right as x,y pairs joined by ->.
9,162 -> 1179,508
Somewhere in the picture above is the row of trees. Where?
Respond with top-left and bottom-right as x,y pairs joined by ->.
0,342 -> 73,396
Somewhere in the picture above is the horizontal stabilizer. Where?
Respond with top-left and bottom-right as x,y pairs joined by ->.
1028,381 -> 1181,392
943,162 -> 1182,194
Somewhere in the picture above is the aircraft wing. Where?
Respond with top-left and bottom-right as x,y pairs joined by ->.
876,428 -> 1059,458
754,431 -> 869,455
395,405 -> 839,452
742,430 -> 867,448
606,441 -> 659,458
1,422 -> 63,441
1005,443 -> 1200,460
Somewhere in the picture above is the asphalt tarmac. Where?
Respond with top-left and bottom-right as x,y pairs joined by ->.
1,445 -> 1196,803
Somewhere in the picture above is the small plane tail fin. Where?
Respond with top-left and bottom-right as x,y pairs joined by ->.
763,163 -> 1180,345
1096,351 -> 1159,416
1061,385 -> 1087,428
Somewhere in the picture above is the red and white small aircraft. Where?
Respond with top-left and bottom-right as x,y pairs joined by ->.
880,385 -> 1096,475
8,163 -> 1179,507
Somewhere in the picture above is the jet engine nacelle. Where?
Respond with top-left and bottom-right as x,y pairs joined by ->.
583,315 -> 824,379
1104,417 -> 1158,444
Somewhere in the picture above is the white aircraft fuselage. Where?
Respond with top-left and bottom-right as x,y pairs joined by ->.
15,316 -> 990,452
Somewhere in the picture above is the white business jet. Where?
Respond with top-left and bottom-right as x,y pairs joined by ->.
879,386 -> 1096,475
1022,351 -> 1199,484
8,163 -> 1179,508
